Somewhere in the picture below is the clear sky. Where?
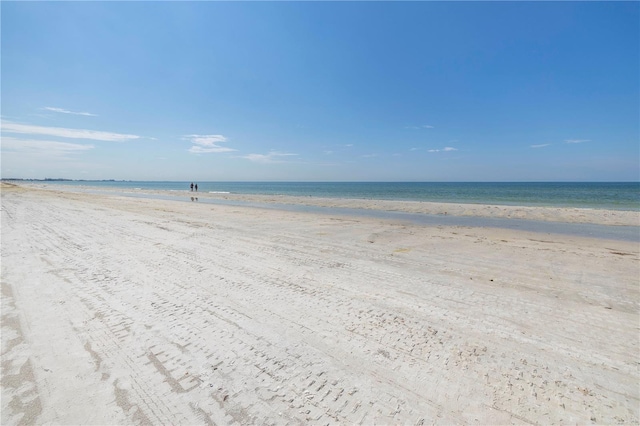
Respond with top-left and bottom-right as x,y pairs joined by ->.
2,1 -> 638,182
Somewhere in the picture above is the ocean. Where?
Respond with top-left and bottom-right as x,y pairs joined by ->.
41,181 -> 640,211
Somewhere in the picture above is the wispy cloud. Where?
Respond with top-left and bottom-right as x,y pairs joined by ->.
241,151 -> 298,164
43,107 -> 97,117
185,134 -> 236,154
405,124 -> 434,129
2,121 -> 140,142
565,139 -> 590,144
530,143 -> 551,148
428,147 -> 457,153
1,136 -> 94,156
362,153 -> 379,158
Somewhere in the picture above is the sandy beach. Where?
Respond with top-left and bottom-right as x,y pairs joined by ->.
2,183 -> 639,425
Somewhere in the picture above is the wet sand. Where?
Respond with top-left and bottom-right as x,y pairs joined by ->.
2,183 -> 639,424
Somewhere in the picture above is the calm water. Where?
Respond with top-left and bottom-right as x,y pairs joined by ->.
45,181 -> 639,210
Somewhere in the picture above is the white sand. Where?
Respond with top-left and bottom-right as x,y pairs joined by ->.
2,183 -> 639,425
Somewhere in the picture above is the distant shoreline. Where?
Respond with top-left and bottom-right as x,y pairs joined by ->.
12,182 -> 640,232
7,180 -> 639,212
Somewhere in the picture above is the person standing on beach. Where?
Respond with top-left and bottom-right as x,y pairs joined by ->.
195,183 -> 198,192
190,182 -> 194,191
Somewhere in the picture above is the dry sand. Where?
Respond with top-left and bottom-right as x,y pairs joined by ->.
1,183 -> 639,425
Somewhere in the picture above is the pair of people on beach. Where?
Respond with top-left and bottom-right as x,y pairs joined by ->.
190,182 -> 198,192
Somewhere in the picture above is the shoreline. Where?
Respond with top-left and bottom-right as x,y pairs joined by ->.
16,182 -> 640,227
5,180 -> 639,213
2,183 -> 639,424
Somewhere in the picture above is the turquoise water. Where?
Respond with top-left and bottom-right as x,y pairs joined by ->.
44,181 -> 639,210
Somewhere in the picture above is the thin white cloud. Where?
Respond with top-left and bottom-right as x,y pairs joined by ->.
428,147 -> 458,153
189,146 -> 236,154
410,147 -> 420,151
405,124 -> 434,129
531,143 -> 551,148
1,136 -> 94,155
362,153 -> 378,158
184,134 -> 236,154
324,150 -> 334,155
2,121 -> 140,142
43,107 -> 97,117
241,151 -> 298,164
186,134 -> 227,145
565,139 -> 590,144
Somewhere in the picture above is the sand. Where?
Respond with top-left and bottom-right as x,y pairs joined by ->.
1,183 -> 639,425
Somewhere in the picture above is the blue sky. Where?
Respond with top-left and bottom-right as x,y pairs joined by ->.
2,1 -> 638,181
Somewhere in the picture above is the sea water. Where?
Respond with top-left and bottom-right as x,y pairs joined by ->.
43,181 -> 640,211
